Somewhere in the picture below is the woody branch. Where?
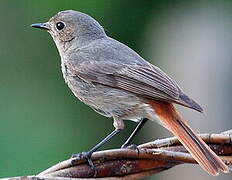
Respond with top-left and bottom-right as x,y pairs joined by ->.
1,130 -> 231,180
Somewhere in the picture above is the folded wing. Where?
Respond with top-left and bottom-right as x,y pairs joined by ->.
68,61 -> 203,112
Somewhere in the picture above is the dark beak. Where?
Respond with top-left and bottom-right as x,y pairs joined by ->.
31,22 -> 50,30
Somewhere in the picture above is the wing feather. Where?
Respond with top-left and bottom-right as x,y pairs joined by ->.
68,61 -> 181,102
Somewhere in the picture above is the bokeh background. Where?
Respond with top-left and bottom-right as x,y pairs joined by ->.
0,0 -> 231,179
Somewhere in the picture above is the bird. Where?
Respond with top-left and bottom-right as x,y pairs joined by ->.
31,10 -> 228,175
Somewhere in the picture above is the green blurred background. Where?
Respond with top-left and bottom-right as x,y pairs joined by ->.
0,1 -> 231,180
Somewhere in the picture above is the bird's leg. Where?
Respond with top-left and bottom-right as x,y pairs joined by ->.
71,128 -> 121,167
72,117 -> 124,169
121,118 -> 148,149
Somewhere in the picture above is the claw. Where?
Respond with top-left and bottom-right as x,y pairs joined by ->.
71,151 -> 91,159
71,152 -> 95,170
121,144 -> 140,154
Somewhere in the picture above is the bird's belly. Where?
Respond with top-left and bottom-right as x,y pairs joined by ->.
65,75 -> 143,118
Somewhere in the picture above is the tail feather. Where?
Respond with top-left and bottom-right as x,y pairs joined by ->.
148,100 -> 229,176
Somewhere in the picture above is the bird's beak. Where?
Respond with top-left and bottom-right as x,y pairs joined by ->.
31,22 -> 50,30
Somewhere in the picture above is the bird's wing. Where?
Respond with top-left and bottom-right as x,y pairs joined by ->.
67,60 -> 181,102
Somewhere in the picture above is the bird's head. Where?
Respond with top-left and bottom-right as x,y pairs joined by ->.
31,10 -> 106,51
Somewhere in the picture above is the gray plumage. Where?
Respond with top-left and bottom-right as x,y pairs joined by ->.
33,10 -> 203,129
31,11 -> 232,176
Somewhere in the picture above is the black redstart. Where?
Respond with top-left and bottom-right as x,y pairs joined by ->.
31,10 -> 228,175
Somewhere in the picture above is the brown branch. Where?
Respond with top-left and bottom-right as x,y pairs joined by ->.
1,130 -> 231,180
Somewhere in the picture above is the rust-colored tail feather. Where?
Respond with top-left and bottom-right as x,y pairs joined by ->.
148,100 -> 229,176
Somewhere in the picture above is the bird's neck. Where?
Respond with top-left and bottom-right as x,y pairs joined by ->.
75,32 -> 106,48
55,33 -> 106,55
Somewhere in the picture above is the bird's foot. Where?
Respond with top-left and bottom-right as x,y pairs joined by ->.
71,152 -> 95,170
121,144 -> 140,154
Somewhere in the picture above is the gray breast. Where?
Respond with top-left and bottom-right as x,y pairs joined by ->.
61,61 -> 142,118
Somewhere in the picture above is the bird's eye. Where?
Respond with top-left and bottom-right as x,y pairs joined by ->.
56,22 -> 65,30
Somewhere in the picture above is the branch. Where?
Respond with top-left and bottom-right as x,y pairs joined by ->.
1,130 -> 231,180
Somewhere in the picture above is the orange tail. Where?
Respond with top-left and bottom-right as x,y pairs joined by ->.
148,100 -> 229,176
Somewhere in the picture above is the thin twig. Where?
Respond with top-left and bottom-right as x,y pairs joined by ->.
1,130 -> 231,180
